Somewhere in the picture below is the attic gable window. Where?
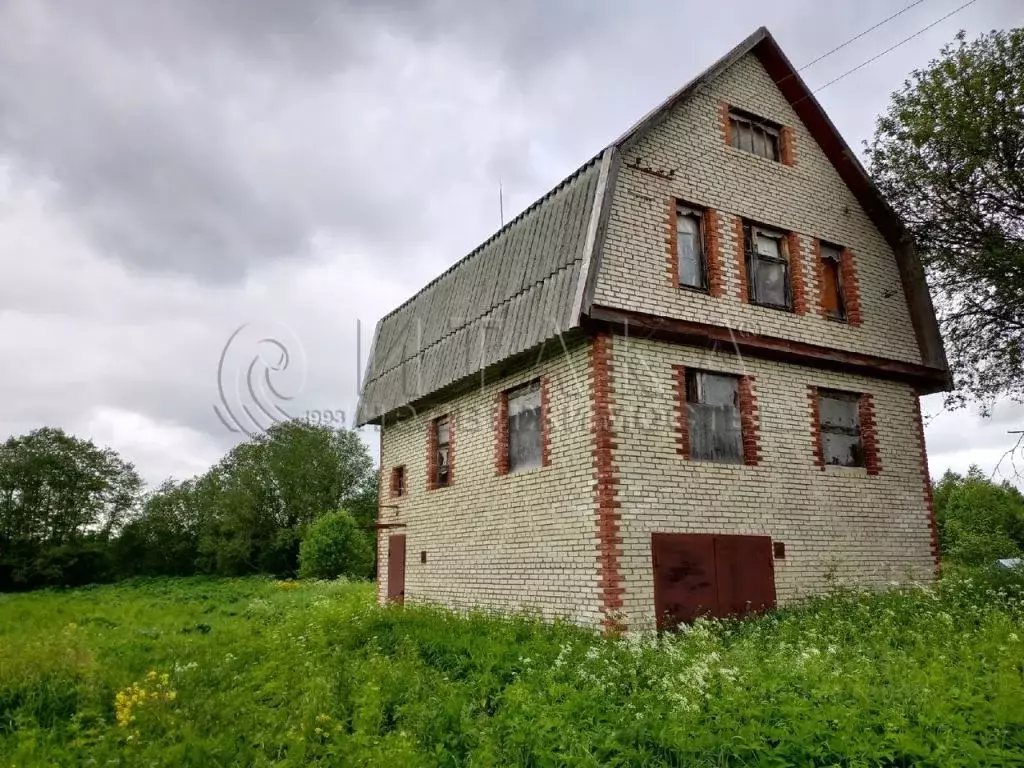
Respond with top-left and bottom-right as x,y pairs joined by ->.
675,204 -> 708,291
745,224 -> 791,310
819,242 -> 847,321
729,109 -> 780,162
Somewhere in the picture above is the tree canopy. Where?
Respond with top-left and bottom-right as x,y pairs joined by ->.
867,28 -> 1024,411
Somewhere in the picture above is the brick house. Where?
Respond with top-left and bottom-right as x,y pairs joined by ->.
355,28 -> 949,632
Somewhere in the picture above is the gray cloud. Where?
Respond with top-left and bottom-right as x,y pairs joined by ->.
0,0 -> 1020,486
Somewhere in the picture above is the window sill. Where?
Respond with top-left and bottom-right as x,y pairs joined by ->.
724,144 -> 791,169
427,483 -> 453,492
750,301 -> 794,313
676,283 -> 711,295
825,314 -> 849,324
501,463 -> 549,478
820,463 -> 868,473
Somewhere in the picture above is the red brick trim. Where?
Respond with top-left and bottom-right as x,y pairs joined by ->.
734,217 -> 749,302
858,393 -> 881,475
671,364 -> 690,459
540,375 -> 552,467
448,416 -> 456,486
738,376 -> 762,466
786,232 -> 807,315
841,248 -> 863,326
590,334 -> 624,634
812,238 -> 828,319
494,391 -> 509,476
388,465 -> 406,498
704,209 -> 724,298
808,385 -> 825,469
912,394 -> 942,572
377,427 -> 385,604
780,125 -> 796,166
718,101 -> 732,146
665,199 -> 678,287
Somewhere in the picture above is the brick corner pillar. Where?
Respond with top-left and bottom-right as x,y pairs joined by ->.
786,232 -> 807,315
780,125 -> 797,167
671,364 -> 690,459
494,391 -> 509,476
718,101 -> 732,147
540,375 -> 552,468
704,209 -> 724,298
589,333 -> 625,634
912,394 -> 942,573
841,249 -> 863,326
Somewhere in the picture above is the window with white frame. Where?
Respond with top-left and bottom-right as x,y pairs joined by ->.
676,203 -> 707,291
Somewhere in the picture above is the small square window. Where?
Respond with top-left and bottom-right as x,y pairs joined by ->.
819,243 -> 847,321
686,371 -> 742,463
819,390 -> 864,467
507,380 -> 542,473
433,416 -> 451,487
729,110 -> 781,162
676,204 -> 707,291
745,224 -> 791,310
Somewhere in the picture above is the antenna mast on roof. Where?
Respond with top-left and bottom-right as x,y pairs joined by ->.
499,177 -> 504,227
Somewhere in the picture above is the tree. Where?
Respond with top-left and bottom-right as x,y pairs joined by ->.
298,510 -> 374,580
196,421 -> 376,576
0,428 -> 142,588
867,29 -> 1024,411
932,466 -> 1024,565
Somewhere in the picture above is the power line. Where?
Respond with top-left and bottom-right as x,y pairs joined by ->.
810,0 -> 982,95
797,0 -> 933,73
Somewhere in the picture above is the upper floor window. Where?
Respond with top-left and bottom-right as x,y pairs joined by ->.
675,203 -> 708,291
507,380 -> 542,473
686,371 -> 742,463
390,465 -> 406,497
729,109 -> 780,162
819,242 -> 847,321
818,390 -> 863,467
745,224 -> 791,310
432,416 -> 451,488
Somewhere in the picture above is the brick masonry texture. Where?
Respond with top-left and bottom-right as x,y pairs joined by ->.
590,334 -> 625,632
733,216 -> 749,302
808,385 -> 825,469
841,248 -> 864,327
780,125 -> 796,167
664,199 -> 678,287
738,375 -> 762,466
912,394 -> 942,571
377,341 -> 603,627
671,364 -> 690,459
494,391 -> 509,476
594,52 -> 921,365
705,208 -> 725,298
610,336 -> 936,630
858,393 -> 881,476
786,232 -> 807,315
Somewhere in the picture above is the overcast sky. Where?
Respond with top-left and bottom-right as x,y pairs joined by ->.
1,0 -> 1021,487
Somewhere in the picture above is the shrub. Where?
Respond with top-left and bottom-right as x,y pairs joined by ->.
298,510 -> 374,580
934,466 -> 1024,565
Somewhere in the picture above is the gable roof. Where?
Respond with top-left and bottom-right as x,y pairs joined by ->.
356,27 -> 947,426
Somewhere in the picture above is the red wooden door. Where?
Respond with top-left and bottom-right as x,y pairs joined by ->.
652,533 -> 775,629
652,533 -> 718,630
714,535 -> 776,617
387,534 -> 406,604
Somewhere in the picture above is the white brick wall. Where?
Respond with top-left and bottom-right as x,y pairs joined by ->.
609,335 -> 935,630
594,52 -> 923,365
377,341 -> 603,626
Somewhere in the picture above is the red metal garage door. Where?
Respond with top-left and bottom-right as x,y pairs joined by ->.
652,533 -> 775,630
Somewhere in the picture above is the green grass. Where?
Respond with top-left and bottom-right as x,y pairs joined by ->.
2,571 -> 1024,767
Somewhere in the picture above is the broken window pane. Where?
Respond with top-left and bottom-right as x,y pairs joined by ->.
687,372 -> 742,463
755,259 -> 788,307
676,209 -> 706,289
729,112 -> 781,161
508,381 -> 542,473
819,391 -> 864,467
748,227 -> 790,309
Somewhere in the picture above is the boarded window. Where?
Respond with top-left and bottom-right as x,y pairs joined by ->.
746,225 -> 790,309
819,390 -> 864,467
508,380 -> 542,473
434,416 -> 451,487
686,371 -> 742,463
820,243 -> 846,321
729,110 -> 781,161
676,205 -> 707,290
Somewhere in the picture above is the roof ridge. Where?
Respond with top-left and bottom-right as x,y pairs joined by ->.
372,152 -> 603,326
364,258 -> 584,386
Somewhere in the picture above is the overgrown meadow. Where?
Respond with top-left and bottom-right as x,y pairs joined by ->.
3,571 -> 1024,767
